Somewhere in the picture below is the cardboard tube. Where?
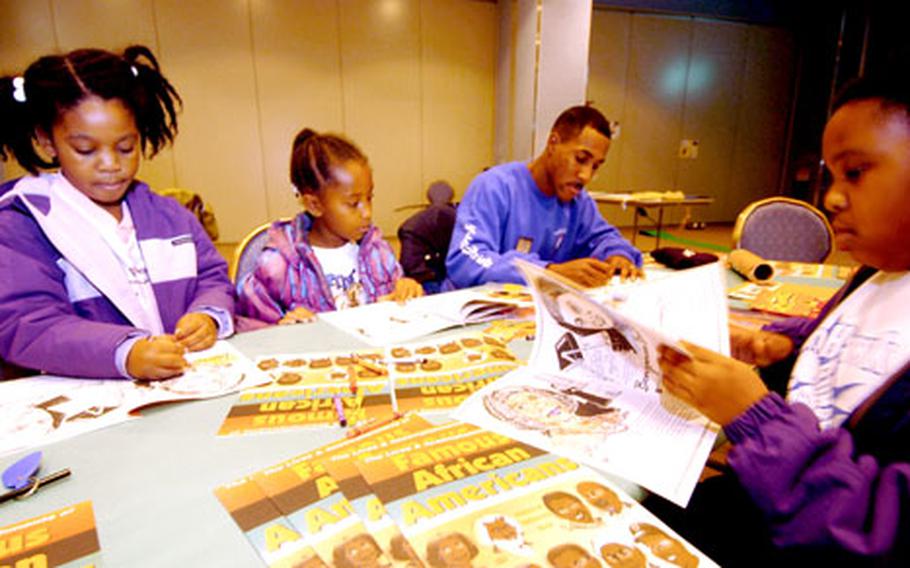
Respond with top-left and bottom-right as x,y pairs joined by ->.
728,249 -> 775,282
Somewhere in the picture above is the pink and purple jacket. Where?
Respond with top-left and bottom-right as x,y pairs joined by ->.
237,213 -> 402,324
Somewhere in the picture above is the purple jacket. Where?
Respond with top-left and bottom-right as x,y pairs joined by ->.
237,213 -> 402,324
725,266 -> 909,561
0,178 -> 234,379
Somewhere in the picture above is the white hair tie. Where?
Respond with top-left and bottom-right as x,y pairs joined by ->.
12,76 -> 26,103
130,65 -> 139,77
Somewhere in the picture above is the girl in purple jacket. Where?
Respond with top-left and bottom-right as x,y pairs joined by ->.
0,47 -> 234,380
237,129 -> 422,325
653,75 -> 910,565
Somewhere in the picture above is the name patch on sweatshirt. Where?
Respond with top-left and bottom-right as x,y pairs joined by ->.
515,237 -> 533,254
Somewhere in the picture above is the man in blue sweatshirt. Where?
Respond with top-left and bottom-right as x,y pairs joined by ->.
445,105 -> 642,289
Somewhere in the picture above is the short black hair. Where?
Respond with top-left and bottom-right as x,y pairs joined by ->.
832,75 -> 910,119
289,128 -> 367,195
551,105 -> 612,142
0,45 -> 180,174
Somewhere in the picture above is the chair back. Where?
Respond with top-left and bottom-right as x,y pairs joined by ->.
732,197 -> 834,262
230,221 -> 275,286
155,187 -> 219,242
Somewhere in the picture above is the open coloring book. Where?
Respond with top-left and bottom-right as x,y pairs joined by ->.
318,286 -> 533,346
454,260 -> 730,506
0,341 -> 269,457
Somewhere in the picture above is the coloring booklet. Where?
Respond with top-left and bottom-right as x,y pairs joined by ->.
217,331 -> 522,436
214,475 -> 323,567
317,286 -> 533,346
215,413 -> 433,567
356,423 -> 718,567
0,501 -> 103,568
453,260 -> 729,506
0,341 -> 269,457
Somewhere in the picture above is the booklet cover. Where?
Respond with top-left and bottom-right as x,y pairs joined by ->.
356,425 -> 717,567
217,331 -> 522,436
322,420 -> 485,568
0,501 -> 103,567
215,413 -> 433,567
318,286 -> 533,346
214,476 -> 323,567
453,261 -> 729,506
0,341 -> 269,457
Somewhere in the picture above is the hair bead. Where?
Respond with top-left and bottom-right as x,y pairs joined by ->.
11,76 -> 26,103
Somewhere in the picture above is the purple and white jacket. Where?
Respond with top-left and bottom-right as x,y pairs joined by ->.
237,213 -> 402,324
726,266 -> 909,562
0,175 -> 234,379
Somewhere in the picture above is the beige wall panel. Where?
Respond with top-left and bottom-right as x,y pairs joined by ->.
153,0 -> 267,243
729,26 -> 795,218
606,14 -> 688,228
52,0 -> 156,51
250,0 -> 344,224
0,0 -> 56,68
338,0 -> 422,236
0,0 -> 55,183
420,0 -> 495,201
49,1 -> 178,186
587,9 -> 630,197
50,0 -> 177,191
620,15 -> 688,193
674,19 -> 747,224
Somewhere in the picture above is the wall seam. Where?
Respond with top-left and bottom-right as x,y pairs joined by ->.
148,0 -> 178,187
335,0 -> 346,132
245,0 -> 271,221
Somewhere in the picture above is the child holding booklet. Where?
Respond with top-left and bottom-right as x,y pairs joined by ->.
237,128 -> 422,324
0,46 -> 233,380
655,75 -> 910,565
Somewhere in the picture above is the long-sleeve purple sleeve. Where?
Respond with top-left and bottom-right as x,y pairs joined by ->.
725,393 -> 909,556
445,162 -> 640,288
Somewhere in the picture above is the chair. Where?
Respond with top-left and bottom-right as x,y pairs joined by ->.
230,221 -> 275,286
732,197 -> 834,262
154,187 -> 219,242
396,181 -> 457,293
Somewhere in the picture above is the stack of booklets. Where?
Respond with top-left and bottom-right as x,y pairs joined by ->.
215,414 -> 718,567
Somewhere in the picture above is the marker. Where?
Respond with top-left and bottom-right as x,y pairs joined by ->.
332,395 -> 347,427
0,469 -> 71,504
388,373 -> 399,414
344,412 -> 404,438
347,365 -> 358,395
351,355 -> 388,376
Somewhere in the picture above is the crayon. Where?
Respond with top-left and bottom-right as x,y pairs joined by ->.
351,355 -> 389,376
347,365 -> 358,395
344,412 -> 404,438
332,394 -> 347,427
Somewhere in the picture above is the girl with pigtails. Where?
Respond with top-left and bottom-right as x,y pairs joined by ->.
0,46 -> 234,380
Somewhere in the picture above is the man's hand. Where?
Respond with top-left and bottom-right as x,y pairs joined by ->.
279,306 -> 316,325
379,277 -> 424,303
175,312 -> 218,352
126,335 -> 187,380
547,256 -> 642,288
658,341 -> 769,426
729,324 -> 793,367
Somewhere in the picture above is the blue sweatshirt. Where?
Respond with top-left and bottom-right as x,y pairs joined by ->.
445,161 -> 641,288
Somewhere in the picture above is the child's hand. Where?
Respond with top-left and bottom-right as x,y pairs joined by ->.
380,278 -> 424,303
126,335 -> 188,380
175,312 -> 218,352
729,324 -> 793,367
658,341 -> 769,426
279,306 -> 316,325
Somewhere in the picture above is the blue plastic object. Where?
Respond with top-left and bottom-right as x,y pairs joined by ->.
2,451 -> 42,490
